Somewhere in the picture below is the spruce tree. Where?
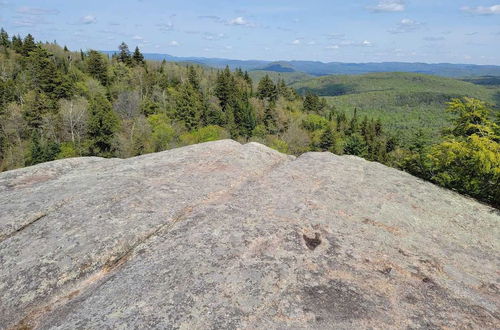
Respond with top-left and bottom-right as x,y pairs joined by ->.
132,46 -> 145,65
319,127 -> 335,152
187,66 -> 200,91
0,28 -> 10,48
11,35 -> 23,53
117,42 -> 132,65
175,83 -> 202,130
257,75 -> 277,102
22,34 -> 37,56
87,94 -> 119,157
86,50 -> 109,86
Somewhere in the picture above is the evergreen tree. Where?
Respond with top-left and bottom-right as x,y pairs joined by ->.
0,28 -> 10,48
132,46 -> 145,65
87,95 -> 119,156
319,127 -> 335,152
215,66 -> 236,125
175,83 -> 202,130
187,66 -> 200,91
86,50 -> 109,86
22,91 -> 52,130
117,42 -> 132,65
22,34 -> 37,56
27,132 -> 60,166
303,92 -> 325,113
233,98 -> 256,138
344,133 -> 367,156
257,75 -> 277,102
264,105 -> 277,134
348,108 -> 359,135
11,35 -> 23,53
26,47 -> 72,99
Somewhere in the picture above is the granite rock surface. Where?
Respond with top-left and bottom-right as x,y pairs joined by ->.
0,140 -> 498,329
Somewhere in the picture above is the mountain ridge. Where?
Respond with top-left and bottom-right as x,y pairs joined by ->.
101,51 -> 500,78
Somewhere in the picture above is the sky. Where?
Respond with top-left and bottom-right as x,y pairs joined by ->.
0,0 -> 499,65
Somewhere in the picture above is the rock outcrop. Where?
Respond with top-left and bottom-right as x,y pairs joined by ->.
0,140 -> 498,329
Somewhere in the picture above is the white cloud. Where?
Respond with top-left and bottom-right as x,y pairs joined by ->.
389,18 -> 422,33
204,32 -> 226,41
461,5 -> 500,15
326,33 -> 345,40
368,0 -> 405,13
132,35 -> 143,40
17,6 -> 59,15
169,40 -> 179,46
292,39 -> 301,45
81,15 -> 96,24
424,36 -> 445,41
228,16 -> 248,25
158,22 -> 174,31
326,40 -> 372,49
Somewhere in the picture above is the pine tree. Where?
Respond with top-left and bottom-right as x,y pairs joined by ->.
0,28 -> 10,48
233,97 -> 256,138
117,42 -> 132,65
175,83 -> 202,130
348,108 -> 359,135
22,34 -> 37,56
22,91 -> 52,130
187,66 -> 200,91
26,47 -> 72,99
86,50 -> 109,86
215,66 -> 236,117
132,46 -> 145,65
11,35 -> 23,53
319,127 -> 335,152
87,95 -> 119,157
257,75 -> 277,102
303,92 -> 323,113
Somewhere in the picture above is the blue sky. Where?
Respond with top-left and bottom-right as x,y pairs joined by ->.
0,0 -> 499,64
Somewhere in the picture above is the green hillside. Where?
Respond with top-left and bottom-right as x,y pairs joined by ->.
291,72 -> 500,145
248,70 -> 313,87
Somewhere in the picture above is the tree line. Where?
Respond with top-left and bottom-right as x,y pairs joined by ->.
0,28 -> 498,206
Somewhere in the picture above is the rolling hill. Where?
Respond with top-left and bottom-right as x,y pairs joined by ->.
290,72 -> 500,145
102,51 -> 500,78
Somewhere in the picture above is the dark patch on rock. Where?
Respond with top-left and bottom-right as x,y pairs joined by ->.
301,280 -> 373,323
303,233 -> 321,250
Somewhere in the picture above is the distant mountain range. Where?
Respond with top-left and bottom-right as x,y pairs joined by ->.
101,51 -> 500,78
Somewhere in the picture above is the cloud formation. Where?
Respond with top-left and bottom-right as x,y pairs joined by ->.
81,15 -> 96,24
389,18 -> 422,33
17,6 -> 59,15
461,5 -> 500,15
368,0 -> 405,13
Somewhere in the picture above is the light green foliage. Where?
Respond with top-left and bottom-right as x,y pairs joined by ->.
148,114 -> 174,152
180,125 -> 230,145
423,99 -> 499,205
302,114 -> 329,132
269,138 -> 289,153
446,97 -> 498,138
57,142 -> 78,159
292,72 -> 499,147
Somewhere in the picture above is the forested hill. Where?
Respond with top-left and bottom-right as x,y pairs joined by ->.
0,29 -> 498,206
103,51 -> 500,78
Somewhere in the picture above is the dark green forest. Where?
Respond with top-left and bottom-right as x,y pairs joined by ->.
0,29 -> 498,206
